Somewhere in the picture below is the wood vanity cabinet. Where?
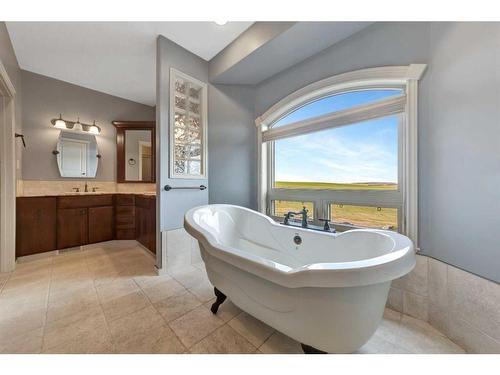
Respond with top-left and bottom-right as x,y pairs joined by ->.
88,206 -> 114,243
115,194 -> 136,240
16,193 -> 154,257
57,208 -> 88,249
135,195 -> 156,254
57,194 -> 114,249
16,197 -> 57,257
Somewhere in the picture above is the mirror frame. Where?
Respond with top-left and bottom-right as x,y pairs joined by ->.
113,121 -> 156,183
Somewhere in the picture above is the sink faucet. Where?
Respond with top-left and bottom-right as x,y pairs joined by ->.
284,206 -> 309,228
84,182 -> 89,192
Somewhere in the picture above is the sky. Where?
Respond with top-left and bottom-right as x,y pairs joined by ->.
274,90 -> 400,184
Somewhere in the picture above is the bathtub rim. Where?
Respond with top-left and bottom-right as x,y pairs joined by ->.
184,204 -> 415,288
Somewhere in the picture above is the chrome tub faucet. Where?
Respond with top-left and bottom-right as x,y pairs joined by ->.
284,206 -> 309,228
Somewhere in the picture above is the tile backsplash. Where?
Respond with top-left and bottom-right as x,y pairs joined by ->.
18,180 -> 156,196
387,254 -> 500,353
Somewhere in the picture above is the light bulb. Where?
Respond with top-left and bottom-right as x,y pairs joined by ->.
73,118 -> 83,132
88,121 -> 100,134
53,114 -> 67,129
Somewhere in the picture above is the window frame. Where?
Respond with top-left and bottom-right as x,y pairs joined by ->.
256,65 -> 426,246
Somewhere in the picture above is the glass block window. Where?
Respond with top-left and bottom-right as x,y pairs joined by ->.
170,69 -> 207,179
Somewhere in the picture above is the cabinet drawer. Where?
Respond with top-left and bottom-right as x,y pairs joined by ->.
58,195 -> 114,209
116,215 -> 135,229
135,196 -> 155,209
115,194 -> 135,206
115,206 -> 135,216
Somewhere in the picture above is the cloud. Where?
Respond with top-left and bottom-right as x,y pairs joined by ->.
274,119 -> 398,183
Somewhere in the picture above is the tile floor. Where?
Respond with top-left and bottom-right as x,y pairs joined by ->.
0,241 -> 465,354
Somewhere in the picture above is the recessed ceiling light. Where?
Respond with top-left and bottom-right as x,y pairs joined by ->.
214,21 -> 227,26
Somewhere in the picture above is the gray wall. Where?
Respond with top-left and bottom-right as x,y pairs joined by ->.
208,84 -> 257,209
21,70 -> 155,181
254,22 -> 500,283
156,35 -> 209,232
0,22 -> 23,181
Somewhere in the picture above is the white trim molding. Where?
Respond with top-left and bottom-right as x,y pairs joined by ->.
255,64 -> 426,247
0,60 -> 17,273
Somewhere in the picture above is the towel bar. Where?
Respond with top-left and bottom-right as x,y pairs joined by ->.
164,185 -> 206,191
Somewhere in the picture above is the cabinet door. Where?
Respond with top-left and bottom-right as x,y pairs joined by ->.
16,197 -> 57,257
88,206 -> 114,244
146,206 -> 156,254
57,208 -> 88,249
135,206 -> 146,248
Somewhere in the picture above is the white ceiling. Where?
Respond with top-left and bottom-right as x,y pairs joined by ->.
6,22 -> 253,106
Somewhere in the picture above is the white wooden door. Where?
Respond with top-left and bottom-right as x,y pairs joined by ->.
60,139 -> 88,177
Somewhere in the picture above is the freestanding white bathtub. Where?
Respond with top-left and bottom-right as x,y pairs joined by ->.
184,204 -> 415,353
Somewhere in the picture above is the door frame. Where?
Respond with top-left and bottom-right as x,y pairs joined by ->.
0,60 -> 17,273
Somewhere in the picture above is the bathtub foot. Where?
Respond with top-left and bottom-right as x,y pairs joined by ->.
210,287 -> 227,314
301,343 -> 327,354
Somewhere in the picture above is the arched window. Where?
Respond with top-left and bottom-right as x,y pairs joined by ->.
273,89 -> 403,128
256,65 -> 426,242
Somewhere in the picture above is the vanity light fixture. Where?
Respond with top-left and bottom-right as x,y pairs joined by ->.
53,114 -> 67,129
88,120 -> 100,135
50,115 -> 101,135
73,117 -> 83,132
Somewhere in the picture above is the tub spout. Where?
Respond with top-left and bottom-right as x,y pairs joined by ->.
284,206 -> 309,228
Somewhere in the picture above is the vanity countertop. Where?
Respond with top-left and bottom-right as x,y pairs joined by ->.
17,192 -> 156,198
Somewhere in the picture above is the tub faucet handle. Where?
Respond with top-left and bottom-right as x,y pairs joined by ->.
319,218 -> 335,232
300,206 -> 308,228
283,212 -> 294,225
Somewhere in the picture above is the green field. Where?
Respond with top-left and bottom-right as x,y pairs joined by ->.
274,181 -> 397,190
273,181 -> 398,230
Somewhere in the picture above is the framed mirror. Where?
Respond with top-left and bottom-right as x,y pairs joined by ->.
56,131 -> 99,178
113,121 -> 155,183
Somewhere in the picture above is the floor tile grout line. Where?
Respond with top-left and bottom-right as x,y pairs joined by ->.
257,330 -> 276,352
3,241 -> 466,354
165,296 -> 232,350
131,271 -> 190,353
43,252 -> 94,352
139,261 -> 229,351
168,318 -> 227,351
39,256 -> 55,353
188,322 -> 259,354
87,253 -> 121,354
0,270 -> 13,295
